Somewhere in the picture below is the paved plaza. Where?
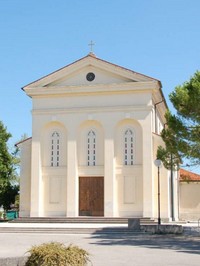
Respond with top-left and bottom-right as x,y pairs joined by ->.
0,223 -> 200,266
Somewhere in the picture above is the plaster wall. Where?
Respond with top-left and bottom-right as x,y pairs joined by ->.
18,139 -> 31,217
50,66 -> 130,86
19,55 -> 169,218
29,102 -> 149,217
32,92 -> 152,111
179,182 -> 200,221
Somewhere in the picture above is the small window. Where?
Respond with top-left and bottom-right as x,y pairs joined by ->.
87,130 -> 96,166
124,129 -> 134,165
51,131 -> 60,167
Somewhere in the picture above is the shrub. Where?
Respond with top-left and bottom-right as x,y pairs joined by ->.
25,242 -> 91,266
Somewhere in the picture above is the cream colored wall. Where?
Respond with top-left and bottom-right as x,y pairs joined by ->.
50,66 -> 130,86
43,170 -> 67,217
18,139 -> 31,217
41,121 -> 67,167
32,93 -> 152,111
41,122 -> 67,216
116,167 -> 143,217
179,182 -> 200,221
115,119 -> 143,217
78,120 -> 104,166
21,57 -> 169,218
115,119 -> 142,165
30,91 -> 150,217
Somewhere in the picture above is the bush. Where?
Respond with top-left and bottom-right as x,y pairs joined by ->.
25,242 -> 91,266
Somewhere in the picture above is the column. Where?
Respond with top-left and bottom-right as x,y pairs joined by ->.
66,127 -> 78,217
104,126 -> 116,217
30,139 -> 43,217
141,113 -> 154,218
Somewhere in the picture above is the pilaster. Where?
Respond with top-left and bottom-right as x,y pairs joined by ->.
141,112 -> 154,218
66,126 -> 78,217
104,124 -> 116,217
30,139 -> 43,217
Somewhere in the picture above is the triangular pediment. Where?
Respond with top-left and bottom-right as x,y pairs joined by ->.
45,65 -> 133,87
23,53 -> 159,90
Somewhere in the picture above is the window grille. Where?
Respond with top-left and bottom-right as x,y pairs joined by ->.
87,130 -> 96,166
51,131 -> 60,167
124,129 -> 134,165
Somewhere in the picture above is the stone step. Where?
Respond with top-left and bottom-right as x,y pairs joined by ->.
0,226 -> 143,235
11,217 -> 128,224
10,217 -> 156,224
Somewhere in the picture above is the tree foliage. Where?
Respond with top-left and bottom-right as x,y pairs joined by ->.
0,121 -> 13,181
0,121 -> 19,210
157,71 -> 200,169
0,182 -> 19,211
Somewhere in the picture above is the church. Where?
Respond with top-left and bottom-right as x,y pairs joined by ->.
17,52 -> 179,220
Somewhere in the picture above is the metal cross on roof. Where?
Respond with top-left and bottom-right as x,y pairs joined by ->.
88,40 -> 95,52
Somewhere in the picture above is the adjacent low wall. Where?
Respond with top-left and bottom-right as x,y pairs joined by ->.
128,218 -> 183,234
179,182 -> 200,221
140,224 -> 183,234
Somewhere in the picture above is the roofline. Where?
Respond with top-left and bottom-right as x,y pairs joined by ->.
159,87 -> 168,110
21,53 -> 162,90
179,168 -> 200,182
15,137 -> 32,147
21,54 -> 91,91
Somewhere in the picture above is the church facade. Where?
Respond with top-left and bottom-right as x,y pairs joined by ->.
18,53 -> 178,220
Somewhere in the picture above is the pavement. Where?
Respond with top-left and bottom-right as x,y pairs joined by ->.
0,222 -> 200,266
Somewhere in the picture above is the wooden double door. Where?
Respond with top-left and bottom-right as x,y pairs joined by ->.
79,176 -> 104,216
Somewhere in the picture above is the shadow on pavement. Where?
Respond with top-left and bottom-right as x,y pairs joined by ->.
88,230 -> 200,255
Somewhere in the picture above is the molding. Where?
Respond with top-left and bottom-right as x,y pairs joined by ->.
32,105 -> 153,115
78,165 -> 104,176
22,54 -> 159,89
24,81 -> 160,98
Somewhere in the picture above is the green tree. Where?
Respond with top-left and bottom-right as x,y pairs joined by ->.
0,121 -> 13,182
157,71 -> 200,169
0,182 -> 19,211
0,121 -> 19,210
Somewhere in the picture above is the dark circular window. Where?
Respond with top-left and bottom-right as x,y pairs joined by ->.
86,72 -> 95,82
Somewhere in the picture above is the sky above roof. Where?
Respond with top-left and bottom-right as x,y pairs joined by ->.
0,0 -> 200,172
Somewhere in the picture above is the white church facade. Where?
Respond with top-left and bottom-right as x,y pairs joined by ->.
18,53 -> 178,220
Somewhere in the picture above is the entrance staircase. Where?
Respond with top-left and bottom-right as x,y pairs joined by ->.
10,217 -> 156,224
0,217 -> 156,234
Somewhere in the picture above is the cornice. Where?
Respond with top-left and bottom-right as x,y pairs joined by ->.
24,81 -> 160,98
32,104 -> 153,115
22,54 -> 160,89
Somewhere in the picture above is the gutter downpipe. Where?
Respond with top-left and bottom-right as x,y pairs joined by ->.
154,99 -> 164,134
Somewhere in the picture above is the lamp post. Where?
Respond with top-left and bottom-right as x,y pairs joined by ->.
154,159 -> 162,225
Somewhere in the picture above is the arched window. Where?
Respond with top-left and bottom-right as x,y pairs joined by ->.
87,130 -> 96,166
124,129 -> 134,165
51,131 -> 60,167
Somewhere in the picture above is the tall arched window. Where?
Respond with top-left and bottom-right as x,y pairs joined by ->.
124,129 -> 134,165
51,131 -> 60,167
87,130 -> 96,166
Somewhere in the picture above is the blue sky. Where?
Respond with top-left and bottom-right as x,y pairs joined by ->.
0,0 -> 200,171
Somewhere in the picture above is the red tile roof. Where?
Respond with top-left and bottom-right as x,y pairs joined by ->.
180,168 -> 200,182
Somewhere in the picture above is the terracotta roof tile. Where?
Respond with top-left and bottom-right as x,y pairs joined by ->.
180,168 -> 200,182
